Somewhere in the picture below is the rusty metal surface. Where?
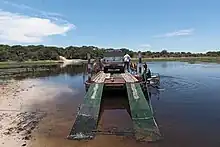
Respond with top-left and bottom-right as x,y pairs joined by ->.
104,78 -> 125,84
88,72 -> 141,85
92,71 -> 106,83
121,72 -> 138,83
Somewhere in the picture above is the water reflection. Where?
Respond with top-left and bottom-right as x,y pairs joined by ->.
148,86 -> 161,100
1,64 -> 87,80
161,62 -> 168,68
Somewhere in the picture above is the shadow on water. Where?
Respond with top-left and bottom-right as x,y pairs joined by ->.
97,90 -> 134,133
101,89 -> 130,112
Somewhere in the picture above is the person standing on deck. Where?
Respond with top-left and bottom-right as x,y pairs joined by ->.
130,62 -> 137,74
93,58 -> 103,73
123,54 -> 131,72
143,63 -> 151,80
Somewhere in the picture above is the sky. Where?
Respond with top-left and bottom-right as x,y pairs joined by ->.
0,0 -> 220,53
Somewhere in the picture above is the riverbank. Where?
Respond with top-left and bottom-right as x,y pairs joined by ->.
0,60 -> 60,69
131,57 -> 220,63
1,57 -> 220,68
0,79 -> 78,147
0,59 -> 89,69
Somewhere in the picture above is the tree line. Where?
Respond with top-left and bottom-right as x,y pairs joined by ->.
0,44 -> 219,62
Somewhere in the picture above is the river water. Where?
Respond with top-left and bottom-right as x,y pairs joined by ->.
3,62 -> 220,147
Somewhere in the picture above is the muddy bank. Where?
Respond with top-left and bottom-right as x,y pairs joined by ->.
0,79 -> 79,147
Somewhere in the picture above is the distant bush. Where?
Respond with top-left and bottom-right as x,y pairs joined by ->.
0,44 -> 219,62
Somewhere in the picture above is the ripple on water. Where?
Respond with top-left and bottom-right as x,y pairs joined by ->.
160,75 -> 204,93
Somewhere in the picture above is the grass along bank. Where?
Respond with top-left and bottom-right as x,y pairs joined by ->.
0,60 -> 60,69
131,57 -> 220,63
0,56 -> 220,69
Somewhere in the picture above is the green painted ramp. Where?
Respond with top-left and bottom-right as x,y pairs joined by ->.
68,83 -> 104,140
126,83 -> 161,142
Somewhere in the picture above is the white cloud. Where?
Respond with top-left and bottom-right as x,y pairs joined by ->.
0,10 -> 75,43
3,0 -> 63,17
154,28 -> 194,38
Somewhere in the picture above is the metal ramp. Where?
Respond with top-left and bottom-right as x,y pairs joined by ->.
67,83 -> 104,140
125,83 -> 161,142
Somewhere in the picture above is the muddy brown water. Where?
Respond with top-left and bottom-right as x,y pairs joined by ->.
3,62 -> 220,147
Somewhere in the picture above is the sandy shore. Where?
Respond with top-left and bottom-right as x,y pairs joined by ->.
0,79 -> 78,147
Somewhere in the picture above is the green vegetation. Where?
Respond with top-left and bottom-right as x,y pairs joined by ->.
0,44 -> 108,61
0,44 -> 220,63
0,60 -> 60,69
132,57 -> 220,63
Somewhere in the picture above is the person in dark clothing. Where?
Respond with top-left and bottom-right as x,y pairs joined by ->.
142,63 -> 151,80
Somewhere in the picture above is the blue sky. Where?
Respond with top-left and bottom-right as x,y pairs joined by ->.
0,0 -> 220,52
